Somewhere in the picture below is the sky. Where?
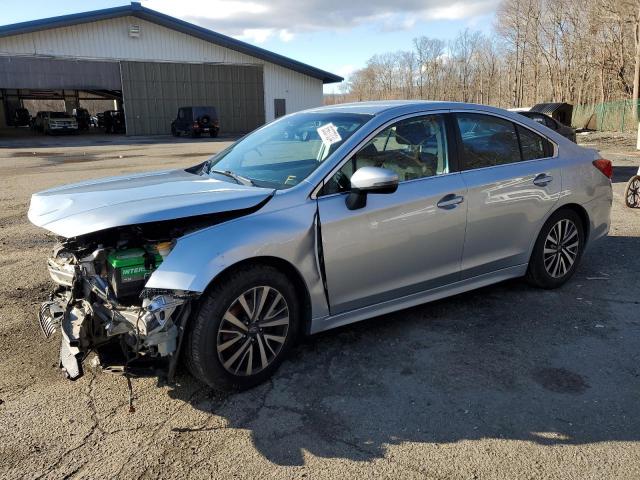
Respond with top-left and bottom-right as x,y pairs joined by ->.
0,0 -> 499,93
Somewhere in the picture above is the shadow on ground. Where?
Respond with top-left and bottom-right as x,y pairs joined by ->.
166,234 -> 640,465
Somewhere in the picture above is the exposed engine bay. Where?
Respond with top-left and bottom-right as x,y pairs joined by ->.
38,223 -> 199,381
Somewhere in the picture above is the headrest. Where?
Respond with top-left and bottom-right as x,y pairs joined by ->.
395,121 -> 431,145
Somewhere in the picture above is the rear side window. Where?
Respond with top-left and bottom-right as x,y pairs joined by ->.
517,125 -> 551,160
456,113 -> 520,169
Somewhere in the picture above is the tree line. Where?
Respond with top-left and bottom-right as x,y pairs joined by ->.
328,0 -> 640,115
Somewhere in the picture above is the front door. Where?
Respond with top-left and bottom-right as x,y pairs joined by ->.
317,114 -> 468,314
453,112 -> 562,278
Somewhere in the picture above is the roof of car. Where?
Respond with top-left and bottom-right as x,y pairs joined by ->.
307,101 -> 515,116
0,3 -> 342,84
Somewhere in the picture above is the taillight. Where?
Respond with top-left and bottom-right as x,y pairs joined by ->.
592,158 -> 612,179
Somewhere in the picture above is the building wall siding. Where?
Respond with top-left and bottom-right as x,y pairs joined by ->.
0,16 -> 324,121
121,61 -> 265,135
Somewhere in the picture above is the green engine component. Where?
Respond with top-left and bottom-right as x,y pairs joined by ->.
106,247 -> 163,298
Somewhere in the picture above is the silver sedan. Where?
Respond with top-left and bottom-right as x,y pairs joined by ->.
29,101 -> 612,390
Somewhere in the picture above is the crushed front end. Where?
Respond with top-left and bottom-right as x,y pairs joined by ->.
39,234 -> 198,381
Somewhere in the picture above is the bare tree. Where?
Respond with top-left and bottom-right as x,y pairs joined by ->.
332,0 -> 638,135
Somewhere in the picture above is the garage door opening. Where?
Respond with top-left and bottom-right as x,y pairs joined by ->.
1,57 -> 266,138
0,57 -> 123,138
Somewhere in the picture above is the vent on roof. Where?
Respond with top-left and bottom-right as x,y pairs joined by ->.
128,24 -> 141,37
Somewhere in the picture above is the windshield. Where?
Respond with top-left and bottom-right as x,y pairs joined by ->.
206,112 -> 372,189
50,112 -> 71,118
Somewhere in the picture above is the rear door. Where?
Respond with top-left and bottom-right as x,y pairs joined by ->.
454,112 -> 561,278
317,113 -> 468,314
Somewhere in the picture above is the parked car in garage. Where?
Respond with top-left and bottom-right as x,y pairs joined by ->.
41,111 -> 78,135
517,111 -> 576,142
171,106 -> 219,137
72,107 -> 91,130
103,110 -> 125,134
12,107 -> 30,127
28,101 -> 612,390
32,111 -> 50,132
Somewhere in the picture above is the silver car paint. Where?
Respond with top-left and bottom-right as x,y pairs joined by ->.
317,172 -> 468,314
29,101 -> 612,336
28,169 -> 274,237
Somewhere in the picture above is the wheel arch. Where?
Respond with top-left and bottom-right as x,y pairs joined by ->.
199,256 -> 313,338
527,202 -> 591,266
554,202 -> 590,245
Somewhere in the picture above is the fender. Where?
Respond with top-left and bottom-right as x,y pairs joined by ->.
145,199 -> 330,320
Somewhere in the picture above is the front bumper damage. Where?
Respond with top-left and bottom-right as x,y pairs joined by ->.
39,248 -> 198,381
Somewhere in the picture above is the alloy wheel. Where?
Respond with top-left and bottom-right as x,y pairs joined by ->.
543,219 -> 580,278
216,286 -> 290,376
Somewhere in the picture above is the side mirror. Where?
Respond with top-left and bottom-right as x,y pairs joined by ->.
346,166 -> 399,210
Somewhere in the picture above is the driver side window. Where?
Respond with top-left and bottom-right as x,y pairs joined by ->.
321,114 -> 448,195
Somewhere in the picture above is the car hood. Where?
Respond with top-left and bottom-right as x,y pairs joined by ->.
28,169 -> 275,238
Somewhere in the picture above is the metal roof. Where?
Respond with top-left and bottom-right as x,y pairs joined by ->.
0,2 -> 343,84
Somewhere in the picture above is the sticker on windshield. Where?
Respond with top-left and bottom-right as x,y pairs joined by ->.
317,123 -> 342,146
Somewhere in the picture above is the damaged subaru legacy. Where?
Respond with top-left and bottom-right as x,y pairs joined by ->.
29,101 -> 612,391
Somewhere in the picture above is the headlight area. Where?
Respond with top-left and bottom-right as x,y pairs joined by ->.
39,240 -> 199,382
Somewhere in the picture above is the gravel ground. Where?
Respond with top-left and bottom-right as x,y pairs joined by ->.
0,133 -> 639,479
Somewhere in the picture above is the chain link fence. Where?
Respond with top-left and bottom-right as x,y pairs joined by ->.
573,100 -> 640,132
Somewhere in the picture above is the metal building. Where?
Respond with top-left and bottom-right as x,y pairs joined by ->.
0,2 -> 342,135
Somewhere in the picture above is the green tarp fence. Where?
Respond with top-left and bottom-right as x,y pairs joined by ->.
572,100 -> 640,132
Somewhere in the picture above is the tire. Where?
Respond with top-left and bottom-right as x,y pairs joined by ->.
191,130 -> 200,138
526,209 -> 585,289
210,128 -> 219,138
624,175 -> 640,208
185,265 -> 299,391
171,125 -> 179,137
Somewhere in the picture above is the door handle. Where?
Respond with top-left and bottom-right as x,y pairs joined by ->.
533,173 -> 553,187
437,193 -> 464,209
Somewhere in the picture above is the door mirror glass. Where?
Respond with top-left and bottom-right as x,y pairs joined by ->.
346,166 -> 398,210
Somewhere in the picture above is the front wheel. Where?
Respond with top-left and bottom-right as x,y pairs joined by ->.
526,209 -> 585,289
185,265 -> 299,391
625,175 -> 640,208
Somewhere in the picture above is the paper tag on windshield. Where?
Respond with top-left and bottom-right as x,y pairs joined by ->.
317,123 -> 341,146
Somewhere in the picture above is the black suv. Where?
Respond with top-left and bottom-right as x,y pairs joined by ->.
171,106 -> 219,138
103,110 -> 126,134
73,108 -> 91,130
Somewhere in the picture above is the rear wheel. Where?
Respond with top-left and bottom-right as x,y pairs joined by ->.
210,128 -> 219,138
185,265 -> 299,391
526,209 -> 585,289
171,125 -> 179,137
625,175 -> 640,208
